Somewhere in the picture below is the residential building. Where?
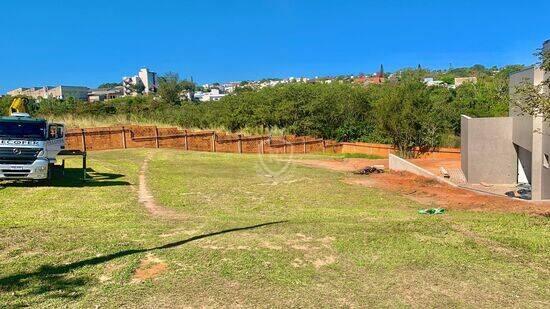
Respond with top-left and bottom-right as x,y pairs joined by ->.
7,86 -> 90,100
88,86 -> 124,102
122,68 -> 158,96
355,65 -> 385,85
454,77 -> 477,87
196,88 -> 227,102
460,40 -> 549,200
222,82 -> 240,93
423,78 -> 445,87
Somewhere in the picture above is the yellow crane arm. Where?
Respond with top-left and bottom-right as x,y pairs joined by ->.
9,98 -> 29,115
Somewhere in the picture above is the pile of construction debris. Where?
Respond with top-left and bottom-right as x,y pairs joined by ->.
505,183 -> 532,200
353,165 -> 384,175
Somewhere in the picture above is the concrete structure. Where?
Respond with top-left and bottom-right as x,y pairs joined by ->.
7,86 -> 90,100
122,68 -> 158,96
455,77 -> 477,87
461,116 -> 517,184
88,86 -> 124,102
423,77 -> 445,87
194,88 -> 227,102
389,154 -> 458,187
461,40 -> 550,200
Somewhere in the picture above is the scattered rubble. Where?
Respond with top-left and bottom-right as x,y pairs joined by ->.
504,183 -> 532,200
439,167 -> 450,178
293,158 -> 548,215
353,165 -> 384,175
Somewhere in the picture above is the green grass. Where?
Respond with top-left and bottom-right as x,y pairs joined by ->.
339,152 -> 384,159
0,149 -> 548,307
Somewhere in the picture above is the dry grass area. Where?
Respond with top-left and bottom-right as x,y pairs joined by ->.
0,150 -> 548,307
45,115 -> 286,136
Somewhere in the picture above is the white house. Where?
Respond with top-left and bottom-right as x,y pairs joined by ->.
122,68 -> 158,96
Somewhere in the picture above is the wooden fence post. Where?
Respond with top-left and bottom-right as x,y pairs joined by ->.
81,128 -> 87,152
184,130 -> 189,150
211,131 -> 216,152
154,126 -> 160,148
283,135 -> 287,154
259,136 -> 265,154
322,140 -> 326,153
303,137 -> 307,153
238,134 -> 243,154
121,126 -> 127,149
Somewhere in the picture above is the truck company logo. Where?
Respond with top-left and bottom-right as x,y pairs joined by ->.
0,140 -> 40,146
12,148 -> 22,155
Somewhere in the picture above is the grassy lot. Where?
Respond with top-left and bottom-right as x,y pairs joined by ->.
0,149 -> 548,307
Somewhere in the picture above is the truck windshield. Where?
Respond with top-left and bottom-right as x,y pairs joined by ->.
0,122 -> 46,139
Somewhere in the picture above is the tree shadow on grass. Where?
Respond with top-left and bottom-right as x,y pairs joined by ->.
0,221 -> 286,304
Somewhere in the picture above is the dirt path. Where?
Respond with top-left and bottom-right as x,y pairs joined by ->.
293,158 -> 550,216
138,157 -> 185,219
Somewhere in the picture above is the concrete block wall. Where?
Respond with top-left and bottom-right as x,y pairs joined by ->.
460,115 -> 517,184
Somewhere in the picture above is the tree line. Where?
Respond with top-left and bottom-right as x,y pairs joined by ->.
1,65 -> 527,156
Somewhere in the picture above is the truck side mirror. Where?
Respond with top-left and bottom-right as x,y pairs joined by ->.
48,125 -> 58,139
56,126 -> 64,138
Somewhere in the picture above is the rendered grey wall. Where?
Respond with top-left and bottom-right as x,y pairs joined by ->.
461,116 -> 516,184
461,115 -> 470,180
513,116 -> 534,151
542,120 -> 550,199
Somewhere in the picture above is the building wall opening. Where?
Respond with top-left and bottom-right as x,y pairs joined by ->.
516,145 -> 532,184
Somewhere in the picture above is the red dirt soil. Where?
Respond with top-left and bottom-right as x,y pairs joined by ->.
294,158 -> 389,172
408,158 -> 461,175
293,159 -> 549,216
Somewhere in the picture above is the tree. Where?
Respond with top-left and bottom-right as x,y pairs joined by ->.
180,80 -> 196,92
97,82 -> 121,89
374,76 -> 451,157
158,73 -> 183,105
0,95 -> 13,115
513,48 -> 550,119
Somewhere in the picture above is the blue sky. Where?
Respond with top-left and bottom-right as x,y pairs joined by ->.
0,0 -> 548,93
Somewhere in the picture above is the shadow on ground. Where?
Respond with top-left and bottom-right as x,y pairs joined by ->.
0,221 -> 286,304
1,168 -> 130,188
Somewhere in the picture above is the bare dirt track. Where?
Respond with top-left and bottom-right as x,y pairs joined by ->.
138,158 -> 185,219
293,158 -> 550,216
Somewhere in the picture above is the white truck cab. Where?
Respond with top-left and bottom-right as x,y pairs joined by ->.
0,113 -> 65,181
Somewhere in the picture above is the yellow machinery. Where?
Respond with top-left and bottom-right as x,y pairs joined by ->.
9,97 -> 29,115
